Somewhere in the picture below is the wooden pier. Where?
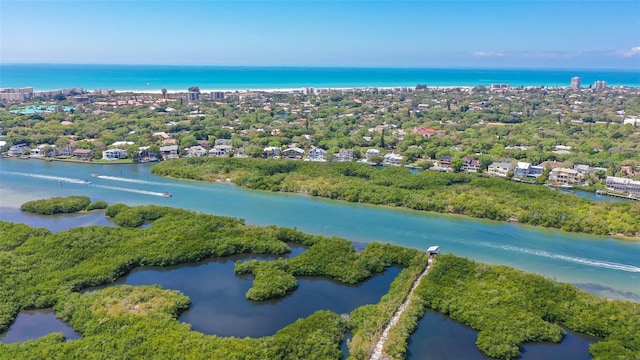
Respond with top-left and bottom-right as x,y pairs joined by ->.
596,190 -> 640,201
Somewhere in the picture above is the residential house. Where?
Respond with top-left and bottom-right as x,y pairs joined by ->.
439,155 -> 452,168
9,143 -> 29,156
462,157 -> 481,172
514,162 -> 531,178
58,145 -> 75,157
159,145 -> 179,159
605,176 -> 640,196
30,144 -> 57,157
333,149 -> 354,163
383,153 -> 404,166
487,162 -> 513,178
307,147 -> 327,162
548,168 -> 582,184
209,144 -> 232,157
102,149 -> 128,160
185,145 -> 208,158
365,149 -> 381,161
73,149 -> 93,160
282,147 -> 305,160
264,146 -> 281,159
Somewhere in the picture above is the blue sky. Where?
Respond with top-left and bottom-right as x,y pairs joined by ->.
1,0 -> 639,68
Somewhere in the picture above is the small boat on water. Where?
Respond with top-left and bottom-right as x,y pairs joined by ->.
91,173 -> 99,177
162,192 -> 172,198
83,179 -> 91,184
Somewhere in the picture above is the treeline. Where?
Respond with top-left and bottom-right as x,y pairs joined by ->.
1,202 -> 638,359
235,234 -> 422,301
411,254 -> 640,360
151,158 -> 640,238
1,285 -> 346,359
20,196 -> 107,215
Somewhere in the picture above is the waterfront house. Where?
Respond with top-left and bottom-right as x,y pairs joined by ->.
365,149 -> 381,161
282,147 -> 305,160
605,176 -> 640,196
185,145 -> 208,158
307,147 -> 327,162
58,145 -> 75,157
209,144 -> 232,157
102,149 -> 128,160
159,145 -> 179,159
73,149 -> 93,160
487,162 -> 513,178
514,162 -> 543,178
9,143 -> 29,156
548,168 -> 582,184
383,153 -> 404,166
30,144 -> 57,157
514,162 -> 531,178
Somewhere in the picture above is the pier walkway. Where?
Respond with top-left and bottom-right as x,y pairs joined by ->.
369,257 -> 433,360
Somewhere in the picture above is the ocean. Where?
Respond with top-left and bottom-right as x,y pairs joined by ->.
1,64 -> 638,91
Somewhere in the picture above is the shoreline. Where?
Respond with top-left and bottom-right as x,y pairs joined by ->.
10,83 -> 639,94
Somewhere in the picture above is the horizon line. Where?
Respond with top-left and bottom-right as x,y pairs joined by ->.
1,63 -> 639,72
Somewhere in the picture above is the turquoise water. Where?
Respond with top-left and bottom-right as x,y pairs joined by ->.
1,159 -> 639,302
1,64 -> 638,91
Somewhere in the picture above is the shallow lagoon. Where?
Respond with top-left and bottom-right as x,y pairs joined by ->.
407,309 -> 598,360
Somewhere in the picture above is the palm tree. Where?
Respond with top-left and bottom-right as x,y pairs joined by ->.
161,88 -> 167,99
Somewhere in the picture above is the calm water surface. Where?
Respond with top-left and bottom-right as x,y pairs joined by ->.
100,251 -> 400,338
0,310 -> 81,344
1,159 -> 639,303
407,309 -> 598,360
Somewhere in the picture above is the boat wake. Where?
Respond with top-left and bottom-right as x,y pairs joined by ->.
479,242 -> 640,273
92,184 -> 168,198
92,174 -> 196,189
1,170 -> 90,185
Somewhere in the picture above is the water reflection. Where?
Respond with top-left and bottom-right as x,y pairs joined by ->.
407,309 -> 597,360
0,207 -> 114,232
105,252 -> 400,338
0,309 -> 81,344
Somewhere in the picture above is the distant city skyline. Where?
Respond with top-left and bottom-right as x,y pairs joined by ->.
1,0 -> 639,69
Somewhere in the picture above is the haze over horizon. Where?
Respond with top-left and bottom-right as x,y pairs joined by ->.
1,0 -> 639,69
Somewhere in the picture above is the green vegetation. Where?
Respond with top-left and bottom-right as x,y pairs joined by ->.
20,196 -> 92,215
235,234 -> 422,301
347,253 -> 428,359
1,202 -> 638,359
1,285 -> 346,360
414,254 -> 640,359
152,158 -> 640,238
85,200 -> 108,211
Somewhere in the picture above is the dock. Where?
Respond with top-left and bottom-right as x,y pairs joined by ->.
596,190 -> 640,201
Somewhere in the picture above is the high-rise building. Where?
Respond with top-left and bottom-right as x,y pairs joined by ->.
570,77 -> 581,90
186,86 -> 200,101
210,91 -> 224,100
594,81 -> 607,91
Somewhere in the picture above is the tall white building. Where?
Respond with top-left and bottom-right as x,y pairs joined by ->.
594,81 -> 607,91
570,77 -> 581,90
